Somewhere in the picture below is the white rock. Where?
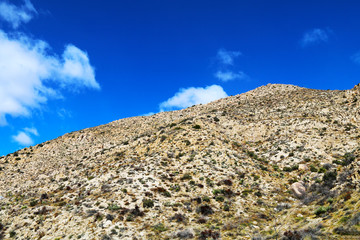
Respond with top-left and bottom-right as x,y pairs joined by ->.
99,202 -> 108,209
103,220 -> 112,228
290,182 -> 306,199
298,164 -> 308,171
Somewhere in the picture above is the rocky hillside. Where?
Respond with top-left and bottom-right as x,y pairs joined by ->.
0,84 -> 359,240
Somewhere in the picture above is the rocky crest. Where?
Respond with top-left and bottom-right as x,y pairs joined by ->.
0,84 -> 359,239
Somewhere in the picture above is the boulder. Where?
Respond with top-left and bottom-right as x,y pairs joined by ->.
290,182 -> 306,199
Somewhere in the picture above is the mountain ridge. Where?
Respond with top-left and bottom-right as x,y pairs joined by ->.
0,83 -> 359,240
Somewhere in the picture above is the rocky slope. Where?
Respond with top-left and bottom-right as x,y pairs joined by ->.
0,83 -> 359,240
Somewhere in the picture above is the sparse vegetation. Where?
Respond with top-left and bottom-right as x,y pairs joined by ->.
152,223 -> 167,232
1,84 -> 359,239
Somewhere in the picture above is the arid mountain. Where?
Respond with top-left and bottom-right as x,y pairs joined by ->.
0,84 -> 359,240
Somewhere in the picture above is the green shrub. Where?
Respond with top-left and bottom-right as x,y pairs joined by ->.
272,165 -> 280,171
206,178 -> 214,187
95,213 -> 103,221
315,206 -> 328,216
259,165 -> 268,171
283,165 -> 299,172
202,196 -> 210,202
30,199 -> 37,207
181,173 -> 192,180
152,223 -> 167,232
143,199 -> 154,208
212,189 -> 224,195
9,231 -> 16,238
242,189 -> 252,196
247,151 -> 256,159
342,152 -> 355,166
323,171 -> 337,182
283,167 -> 291,172
310,165 -> 318,172
332,160 -> 342,165
215,196 -> 224,202
162,191 -> 171,197
170,184 -> 181,192
339,215 -> 351,223
108,204 -> 121,211
291,165 -> 299,171
333,153 -> 356,166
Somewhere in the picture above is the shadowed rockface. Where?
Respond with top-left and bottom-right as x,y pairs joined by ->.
0,83 -> 359,239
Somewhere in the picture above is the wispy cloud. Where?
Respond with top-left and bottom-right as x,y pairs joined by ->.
301,28 -> 331,47
351,51 -> 360,65
0,0 -> 37,29
214,48 -> 248,82
142,112 -> 155,116
57,108 -> 72,119
23,127 -> 38,136
12,127 -> 39,146
215,70 -> 247,82
160,85 -> 228,111
217,48 -> 241,65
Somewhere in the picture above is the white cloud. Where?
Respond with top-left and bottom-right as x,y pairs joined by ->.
217,48 -> 241,65
61,45 -> 99,89
160,85 -> 228,111
12,127 -> 38,146
0,0 -> 37,29
12,131 -> 33,145
301,28 -> 330,47
0,30 -> 99,125
215,70 -> 247,82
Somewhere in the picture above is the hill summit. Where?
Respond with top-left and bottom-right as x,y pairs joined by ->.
0,84 -> 360,239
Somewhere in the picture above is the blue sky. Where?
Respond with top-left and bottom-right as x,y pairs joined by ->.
1,0 -> 360,155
